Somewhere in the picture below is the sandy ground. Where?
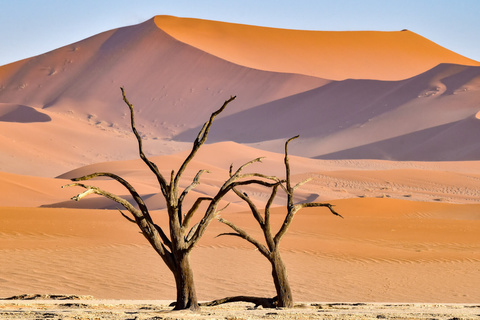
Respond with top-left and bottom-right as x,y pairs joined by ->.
1,148 -> 479,306
1,298 -> 480,320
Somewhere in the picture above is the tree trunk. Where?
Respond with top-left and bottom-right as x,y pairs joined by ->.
172,252 -> 199,311
270,250 -> 293,308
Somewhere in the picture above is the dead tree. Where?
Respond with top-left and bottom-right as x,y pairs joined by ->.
63,88 -> 279,311
215,136 -> 343,308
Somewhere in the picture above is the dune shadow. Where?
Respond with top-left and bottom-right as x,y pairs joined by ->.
0,104 -> 51,123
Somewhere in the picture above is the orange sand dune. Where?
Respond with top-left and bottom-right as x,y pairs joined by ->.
1,198 -> 478,303
2,142 -> 480,209
1,17 -> 480,174
0,17 -> 326,135
155,15 -> 480,81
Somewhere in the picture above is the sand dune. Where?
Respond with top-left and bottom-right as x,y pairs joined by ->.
1,17 -> 480,173
2,142 -> 478,208
155,15 -> 480,81
178,64 -> 480,160
0,17 -> 326,137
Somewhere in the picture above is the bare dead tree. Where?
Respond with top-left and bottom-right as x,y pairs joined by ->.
63,88 -> 279,311
214,135 -> 343,308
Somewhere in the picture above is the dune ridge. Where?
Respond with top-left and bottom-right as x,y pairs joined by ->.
1,17 -> 480,174
154,15 -> 480,81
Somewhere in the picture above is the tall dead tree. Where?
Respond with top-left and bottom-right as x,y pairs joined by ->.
63,88 -> 279,311
216,136 -> 343,308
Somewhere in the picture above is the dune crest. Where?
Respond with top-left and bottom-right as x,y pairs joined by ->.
154,15 -> 480,81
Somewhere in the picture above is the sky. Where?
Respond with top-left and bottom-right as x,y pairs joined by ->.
1,0 -> 479,66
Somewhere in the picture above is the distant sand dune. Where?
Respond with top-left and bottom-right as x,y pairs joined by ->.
1,17 -> 480,173
155,15 -> 480,81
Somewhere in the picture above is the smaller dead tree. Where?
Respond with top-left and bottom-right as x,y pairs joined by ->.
214,136 -> 343,308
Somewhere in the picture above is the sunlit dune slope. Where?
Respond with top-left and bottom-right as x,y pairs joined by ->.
155,15 -> 480,81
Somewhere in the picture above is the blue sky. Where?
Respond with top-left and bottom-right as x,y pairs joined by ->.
1,0 -> 479,66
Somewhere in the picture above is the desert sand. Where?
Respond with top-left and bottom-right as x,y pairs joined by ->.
155,16 -> 480,81
0,15 -> 479,318
1,299 -> 479,320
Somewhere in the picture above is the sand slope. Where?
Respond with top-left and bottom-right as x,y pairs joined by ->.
178,63 -> 480,160
1,197 -> 479,303
2,142 -> 479,208
1,17 -> 480,175
1,143 -> 479,303
155,15 -> 480,81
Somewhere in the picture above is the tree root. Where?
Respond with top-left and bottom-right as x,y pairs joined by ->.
199,296 -> 278,308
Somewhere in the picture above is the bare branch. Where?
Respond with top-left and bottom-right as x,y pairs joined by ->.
274,201 -> 342,245
117,208 -> 136,223
215,202 -> 230,216
217,217 -> 270,259
179,169 -> 209,206
263,183 -> 280,251
72,172 -> 149,218
72,188 -> 95,201
232,188 -> 264,226
215,232 -> 245,239
284,135 -> 299,192
294,202 -> 343,219
121,87 -> 169,197
173,96 -> 236,195
185,222 -> 199,242
64,182 -> 174,257
182,197 -> 213,229
185,178 -> 280,252
292,177 -> 313,191
70,171 -> 172,249
228,157 -> 265,182
273,135 -> 342,245
65,182 -> 140,215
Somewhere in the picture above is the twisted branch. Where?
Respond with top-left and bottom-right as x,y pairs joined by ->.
217,217 -> 270,258
69,171 -> 171,249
